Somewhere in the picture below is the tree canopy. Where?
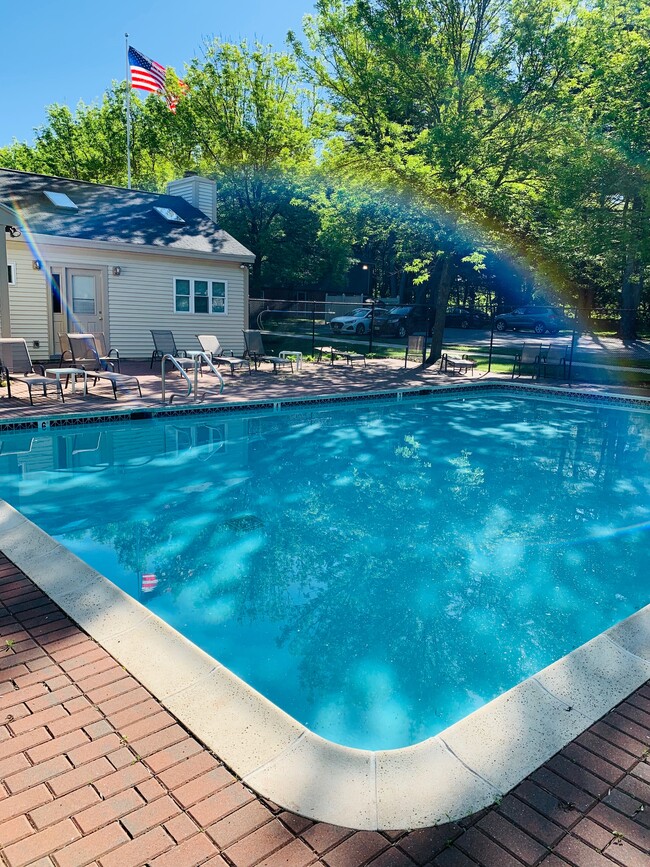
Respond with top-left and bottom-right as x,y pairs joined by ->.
2,1 -> 649,350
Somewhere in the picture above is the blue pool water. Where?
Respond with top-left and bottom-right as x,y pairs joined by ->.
1,393 -> 648,750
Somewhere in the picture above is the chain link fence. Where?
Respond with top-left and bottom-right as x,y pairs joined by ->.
248,298 -> 650,386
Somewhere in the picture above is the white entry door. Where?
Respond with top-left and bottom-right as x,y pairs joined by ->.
66,268 -> 105,334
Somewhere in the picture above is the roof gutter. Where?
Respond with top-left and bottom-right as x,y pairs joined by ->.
25,232 -> 256,264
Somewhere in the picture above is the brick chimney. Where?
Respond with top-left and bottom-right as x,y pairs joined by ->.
166,173 -> 217,222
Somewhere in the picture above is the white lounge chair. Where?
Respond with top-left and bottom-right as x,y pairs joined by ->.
196,335 -> 251,375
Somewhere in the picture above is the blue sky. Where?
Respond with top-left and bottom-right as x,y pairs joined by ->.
1,0 -> 314,147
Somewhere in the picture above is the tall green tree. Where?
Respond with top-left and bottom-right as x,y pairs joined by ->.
296,0 -> 579,358
183,40 -> 333,289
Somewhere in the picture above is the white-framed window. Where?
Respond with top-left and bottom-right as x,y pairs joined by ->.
174,277 -> 227,314
7,263 -> 16,285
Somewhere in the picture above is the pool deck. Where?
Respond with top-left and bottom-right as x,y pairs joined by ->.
1,359 -> 650,865
2,357 -> 648,423
1,554 -> 650,867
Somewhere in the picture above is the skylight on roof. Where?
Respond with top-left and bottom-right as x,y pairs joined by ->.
154,206 -> 185,223
44,190 -> 78,211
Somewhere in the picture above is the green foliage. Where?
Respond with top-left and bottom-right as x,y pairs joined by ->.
1,3 -> 649,336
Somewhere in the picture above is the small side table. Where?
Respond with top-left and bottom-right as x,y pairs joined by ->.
45,367 -> 88,396
279,350 -> 303,370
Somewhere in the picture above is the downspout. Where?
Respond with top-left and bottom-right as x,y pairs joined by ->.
0,225 -> 11,338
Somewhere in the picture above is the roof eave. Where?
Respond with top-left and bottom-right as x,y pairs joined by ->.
0,203 -> 18,225
27,232 -> 256,263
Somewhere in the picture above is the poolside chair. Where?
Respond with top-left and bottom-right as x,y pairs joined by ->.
316,346 -> 367,367
67,334 -> 142,400
61,332 -> 120,372
540,343 -> 569,379
441,353 -> 478,375
150,330 -> 195,372
242,330 -> 294,373
0,338 -> 65,404
58,333 -> 74,366
404,335 -> 425,368
93,333 -> 121,372
196,335 -> 251,375
511,343 -> 542,379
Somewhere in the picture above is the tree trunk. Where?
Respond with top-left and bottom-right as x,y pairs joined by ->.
620,194 -> 643,341
426,256 -> 453,364
620,256 -> 641,340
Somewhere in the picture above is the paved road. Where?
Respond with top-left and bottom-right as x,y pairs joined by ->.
443,329 -> 650,361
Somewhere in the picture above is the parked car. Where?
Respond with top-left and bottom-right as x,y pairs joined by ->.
445,307 -> 491,329
374,305 -> 431,337
329,307 -> 375,335
494,306 -> 565,335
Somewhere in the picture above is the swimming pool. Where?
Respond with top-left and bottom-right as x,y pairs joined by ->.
1,391 -> 648,752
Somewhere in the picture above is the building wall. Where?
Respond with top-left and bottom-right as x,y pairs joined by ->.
4,238 -> 247,360
5,239 -> 50,356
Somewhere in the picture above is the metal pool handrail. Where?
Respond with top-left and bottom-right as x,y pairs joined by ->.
161,352 -> 225,404
161,354 -> 192,404
192,351 -> 225,395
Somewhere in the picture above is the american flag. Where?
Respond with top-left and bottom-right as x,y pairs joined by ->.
141,573 -> 158,593
128,45 -> 186,112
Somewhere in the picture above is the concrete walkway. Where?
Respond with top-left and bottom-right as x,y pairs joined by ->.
1,555 -> 649,867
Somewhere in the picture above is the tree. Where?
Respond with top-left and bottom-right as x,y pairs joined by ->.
295,0 -> 580,359
182,40 -> 332,290
0,83 -> 183,189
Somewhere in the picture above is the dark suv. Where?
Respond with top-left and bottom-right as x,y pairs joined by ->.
374,305 -> 430,337
445,307 -> 491,329
494,306 -> 564,335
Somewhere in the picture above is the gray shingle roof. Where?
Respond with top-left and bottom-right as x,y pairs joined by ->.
0,169 -> 254,260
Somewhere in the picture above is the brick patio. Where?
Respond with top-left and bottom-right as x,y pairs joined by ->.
2,356 -> 642,423
1,554 -> 649,867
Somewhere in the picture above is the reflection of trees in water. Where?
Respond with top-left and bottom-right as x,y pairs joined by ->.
48,399 -> 650,738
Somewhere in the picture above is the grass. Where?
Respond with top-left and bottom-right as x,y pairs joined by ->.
261,331 -> 650,388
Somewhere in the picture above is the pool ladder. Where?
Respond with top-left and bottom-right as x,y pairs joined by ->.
160,353 -> 225,405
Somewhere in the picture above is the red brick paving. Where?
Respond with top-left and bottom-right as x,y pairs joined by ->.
1,553 -> 650,867
2,356 -> 643,426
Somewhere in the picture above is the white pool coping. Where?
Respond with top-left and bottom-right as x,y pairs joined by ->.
1,498 -> 649,830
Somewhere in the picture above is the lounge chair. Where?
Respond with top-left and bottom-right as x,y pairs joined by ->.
540,343 -> 569,379
441,353 -> 477,375
58,333 -> 74,366
404,335 -> 425,367
242,330 -> 294,373
60,332 -> 120,372
511,343 -> 542,379
93,333 -> 121,372
0,338 -> 65,404
150,330 -> 195,372
196,335 -> 251,375
316,346 -> 367,367
67,334 -> 142,400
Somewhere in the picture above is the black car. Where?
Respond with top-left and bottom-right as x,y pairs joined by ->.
374,305 -> 431,337
445,307 -> 491,329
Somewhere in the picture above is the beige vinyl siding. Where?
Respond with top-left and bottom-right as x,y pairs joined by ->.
167,177 -> 216,221
36,243 -> 247,359
197,184 -> 216,222
166,178 -> 194,201
6,239 -> 50,358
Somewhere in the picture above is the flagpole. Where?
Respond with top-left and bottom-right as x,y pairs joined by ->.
125,32 -> 132,189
